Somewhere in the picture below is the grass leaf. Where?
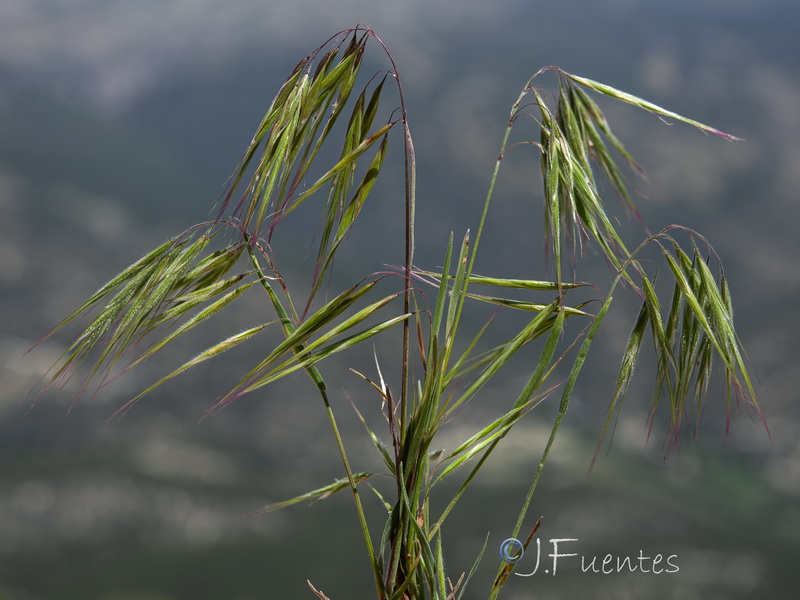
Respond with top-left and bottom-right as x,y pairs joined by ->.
251,472 -> 373,514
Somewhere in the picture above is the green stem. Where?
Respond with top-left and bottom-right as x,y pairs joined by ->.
400,97 -> 416,441
246,242 -> 384,598
489,294 -> 611,600
439,85 -> 526,373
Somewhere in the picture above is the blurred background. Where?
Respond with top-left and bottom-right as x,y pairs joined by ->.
1,1 -> 798,598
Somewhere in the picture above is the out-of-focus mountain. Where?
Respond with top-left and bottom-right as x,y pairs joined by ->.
2,2 -> 799,599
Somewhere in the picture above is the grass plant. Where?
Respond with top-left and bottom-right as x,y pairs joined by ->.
34,25 -> 766,599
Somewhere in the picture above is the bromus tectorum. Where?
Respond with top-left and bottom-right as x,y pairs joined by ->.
33,25 -> 766,600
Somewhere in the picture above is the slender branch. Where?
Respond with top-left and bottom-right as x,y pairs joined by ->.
366,28 -> 417,598
246,240 -> 384,598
